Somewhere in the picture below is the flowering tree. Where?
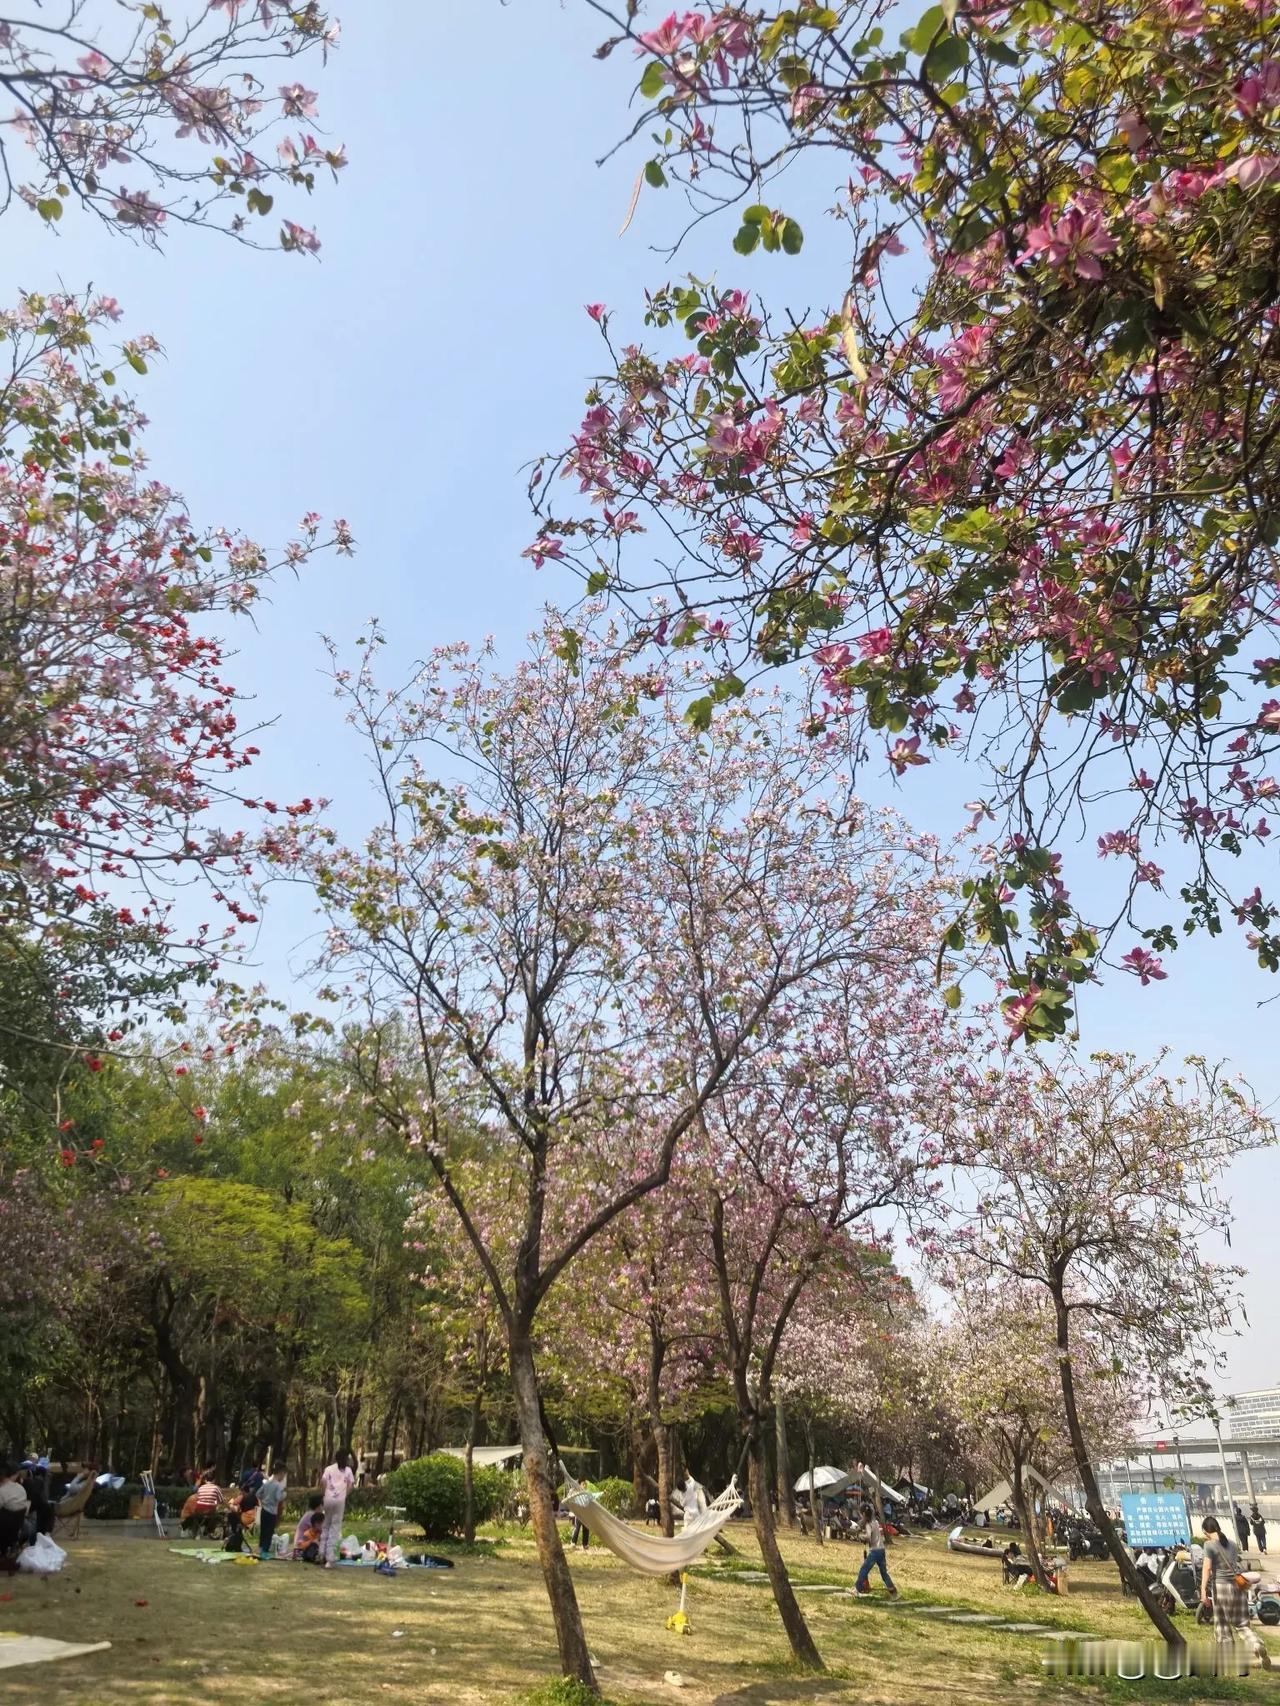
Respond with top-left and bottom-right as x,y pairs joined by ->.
693,953 -> 962,1669
0,291 -> 352,1042
961,1049 -> 1274,1640
0,0 -> 344,250
307,618 -> 943,1691
532,0 -> 1280,1037
543,1183 -> 722,1537
943,1274 -> 1135,1591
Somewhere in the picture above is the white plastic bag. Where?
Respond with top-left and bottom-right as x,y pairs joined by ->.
339,1533 -> 361,1557
18,1534 -> 67,1574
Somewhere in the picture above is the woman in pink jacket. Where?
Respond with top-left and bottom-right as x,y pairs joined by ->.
319,1449 -> 355,1568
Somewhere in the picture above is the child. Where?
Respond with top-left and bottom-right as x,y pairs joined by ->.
292,1494 -> 325,1563
259,1465 -> 288,1558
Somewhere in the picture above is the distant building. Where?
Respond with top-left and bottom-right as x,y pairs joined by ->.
1226,1387 -> 1280,1442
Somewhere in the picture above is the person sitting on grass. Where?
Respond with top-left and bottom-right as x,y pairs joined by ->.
0,1464 -> 30,1561
292,1495 -> 325,1563
224,1488 -> 259,1553
854,1504 -> 898,1598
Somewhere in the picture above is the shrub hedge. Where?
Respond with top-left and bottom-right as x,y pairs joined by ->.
384,1454 -> 506,1540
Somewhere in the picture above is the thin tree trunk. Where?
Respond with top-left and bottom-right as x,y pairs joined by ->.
654,1422 -> 676,1539
463,1392 -> 482,1546
748,1423 -> 824,1670
509,1332 -> 597,1693
1010,1457 -> 1054,1592
1050,1282 -> 1182,1647
374,1394 -> 399,1478
775,1400 -> 797,1529
804,1419 -> 822,1545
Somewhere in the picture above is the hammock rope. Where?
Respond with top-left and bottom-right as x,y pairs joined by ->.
559,1472 -> 743,1577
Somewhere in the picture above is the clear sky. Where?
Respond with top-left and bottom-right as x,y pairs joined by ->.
5,3 -> 1274,1398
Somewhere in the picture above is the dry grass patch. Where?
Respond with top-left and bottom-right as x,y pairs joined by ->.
0,1522 -> 1270,1704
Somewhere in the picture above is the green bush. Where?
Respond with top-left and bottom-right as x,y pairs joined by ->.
592,1477 -> 636,1518
279,1484 -> 401,1521
384,1453 -> 505,1540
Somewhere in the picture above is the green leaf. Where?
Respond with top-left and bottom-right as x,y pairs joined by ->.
644,159 -> 667,189
685,696 -> 714,732
36,197 -> 62,222
983,37 -> 1021,66
943,983 -> 963,1009
742,204 -> 770,225
246,187 -> 274,216
905,5 -> 946,54
125,349 -> 148,375
924,33 -> 969,80
780,217 -> 804,255
639,61 -> 666,99
733,223 -> 761,255
585,570 -> 610,595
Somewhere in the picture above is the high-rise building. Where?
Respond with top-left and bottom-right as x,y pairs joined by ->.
1226,1387 -> 1280,1440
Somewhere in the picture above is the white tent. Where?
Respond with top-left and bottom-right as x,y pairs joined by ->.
975,1467 -> 1056,1514
439,1445 -> 524,1471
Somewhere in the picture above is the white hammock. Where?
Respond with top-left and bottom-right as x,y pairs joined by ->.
560,1474 -> 743,1577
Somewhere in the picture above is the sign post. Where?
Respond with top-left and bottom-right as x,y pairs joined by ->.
1119,1491 -> 1191,1549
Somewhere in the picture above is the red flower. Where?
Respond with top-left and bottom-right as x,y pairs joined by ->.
58,1118 -> 75,1132
85,1055 -> 103,1072
192,1133 -> 204,1145
192,1104 -> 207,1121
59,1148 -> 76,1167
90,1137 -> 105,1151
155,1168 -> 169,1179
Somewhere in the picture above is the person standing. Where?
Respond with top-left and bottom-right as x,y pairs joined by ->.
1201,1515 -> 1272,1670
258,1466 -> 288,1558
1234,1503 -> 1252,1551
681,1470 -> 707,1532
1251,1505 -> 1268,1555
319,1449 -> 354,1569
854,1503 -> 898,1597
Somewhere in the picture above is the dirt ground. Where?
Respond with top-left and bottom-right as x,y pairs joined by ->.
0,1520 -> 1273,1704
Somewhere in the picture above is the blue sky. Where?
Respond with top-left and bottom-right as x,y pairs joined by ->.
5,2 -> 1274,1397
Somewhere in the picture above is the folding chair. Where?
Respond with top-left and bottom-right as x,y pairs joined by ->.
52,1477 -> 95,1541
140,1472 -> 167,1538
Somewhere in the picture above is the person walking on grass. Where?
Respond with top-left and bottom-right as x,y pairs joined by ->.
1252,1505 -> 1268,1556
319,1449 -> 354,1570
259,1465 -> 288,1558
1201,1515 -> 1273,1671
854,1502 -> 898,1598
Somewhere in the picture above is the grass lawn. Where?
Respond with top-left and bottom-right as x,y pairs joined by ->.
0,1520 -> 1274,1705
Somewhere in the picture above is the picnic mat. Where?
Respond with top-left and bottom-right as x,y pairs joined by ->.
0,1632 -> 112,1671
168,1547 -> 453,1570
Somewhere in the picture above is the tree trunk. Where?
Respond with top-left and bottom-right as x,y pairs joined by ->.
775,1400 -> 797,1528
1010,1457 -> 1054,1592
804,1419 -> 822,1545
748,1422 -> 824,1670
630,1417 -> 649,1514
374,1394 -> 399,1478
509,1332 -> 597,1693
1051,1283 -> 1183,1647
463,1392 -> 482,1546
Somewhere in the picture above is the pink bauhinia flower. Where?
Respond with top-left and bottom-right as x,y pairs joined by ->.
1121,946 -> 1167,985
1019,200 -> 1118,280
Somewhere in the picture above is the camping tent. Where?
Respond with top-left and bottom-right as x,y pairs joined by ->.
439,1445 -> 525,1472
975,1468 -> 1056,1515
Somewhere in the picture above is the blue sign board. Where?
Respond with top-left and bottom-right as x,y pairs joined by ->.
1120,1491 -> 1190,1548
